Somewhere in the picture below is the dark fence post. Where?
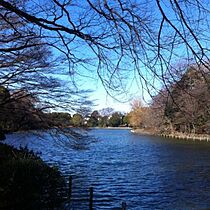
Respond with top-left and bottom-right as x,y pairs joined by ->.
122,202 -> 126,210
89,187 -> 93,210
68,176 -> 72,200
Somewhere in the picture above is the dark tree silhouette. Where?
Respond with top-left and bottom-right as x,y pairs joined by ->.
0,0 -> 210,97
0,0 -> 93,112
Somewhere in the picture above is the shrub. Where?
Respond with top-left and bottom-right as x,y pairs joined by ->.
0,143 -> 67,210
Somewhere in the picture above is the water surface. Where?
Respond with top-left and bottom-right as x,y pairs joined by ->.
5,129 -> 210,209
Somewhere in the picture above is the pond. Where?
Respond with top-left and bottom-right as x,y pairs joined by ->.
5,128 -> 210,209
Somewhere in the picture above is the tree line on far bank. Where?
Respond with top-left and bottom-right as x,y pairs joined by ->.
0,87 -> 129,136
46,109 -> 129,128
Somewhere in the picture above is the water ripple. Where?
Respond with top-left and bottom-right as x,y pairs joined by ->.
5,129 -> 210,209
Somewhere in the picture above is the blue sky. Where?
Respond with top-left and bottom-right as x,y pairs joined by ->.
76,73 -> 131,113
77,70 -> 152,113
48,0 -> 210,114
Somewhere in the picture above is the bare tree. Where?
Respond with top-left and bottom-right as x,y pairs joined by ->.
0,0 -> 93,112
99,107 -> 114,117
0,0 -> 209,98
0,1 -> 96,138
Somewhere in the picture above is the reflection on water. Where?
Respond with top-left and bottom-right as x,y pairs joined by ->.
5,129 -> 210,209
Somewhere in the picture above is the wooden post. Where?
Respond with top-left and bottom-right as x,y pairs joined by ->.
89,187 -> 93,210
68,175 -> 72,200
122,202 -> 126,210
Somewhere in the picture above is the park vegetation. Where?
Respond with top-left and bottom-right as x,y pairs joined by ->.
128,65 -> 210,135
0,143 -> 67,209
1,63 -> 209,136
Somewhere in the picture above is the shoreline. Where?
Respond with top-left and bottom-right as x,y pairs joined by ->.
130,128 -> 156,136
131,129 -> 210,142
92,126 -> 131,130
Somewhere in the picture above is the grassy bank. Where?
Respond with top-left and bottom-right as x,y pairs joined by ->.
0,143 -> 67,210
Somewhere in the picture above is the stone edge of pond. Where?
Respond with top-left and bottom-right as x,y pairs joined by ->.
131,129 -> 210,142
